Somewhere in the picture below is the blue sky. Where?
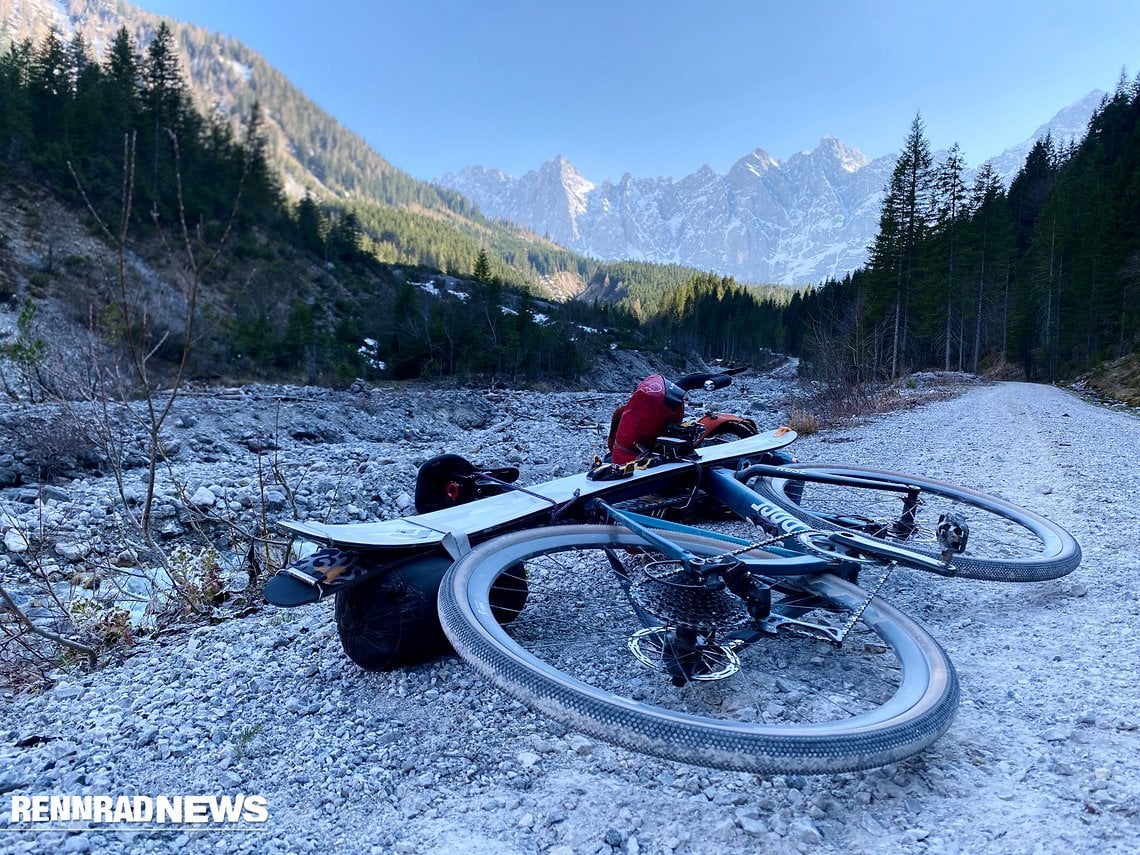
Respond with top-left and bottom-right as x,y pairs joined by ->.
131,0 -> 1140,183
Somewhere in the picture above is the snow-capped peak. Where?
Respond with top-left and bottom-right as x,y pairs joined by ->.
735,148 -> 780,177
813,136 -> 870,172
437,91 -> 1102,286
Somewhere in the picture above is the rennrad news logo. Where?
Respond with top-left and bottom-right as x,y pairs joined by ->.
8,794 -> 269,827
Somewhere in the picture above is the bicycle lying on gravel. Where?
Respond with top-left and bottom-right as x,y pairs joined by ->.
265,373 -> 1081,775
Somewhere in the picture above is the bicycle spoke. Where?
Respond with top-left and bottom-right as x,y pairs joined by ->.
440,524 -> 959,774
754,464 -> 1080,582
484,542 -> 908,729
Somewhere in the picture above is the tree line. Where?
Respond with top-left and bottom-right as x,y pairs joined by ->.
0,24 -> 818,387
20,23 -> 1133,390
0,24 -> 282,237
797,77 -> 1140,383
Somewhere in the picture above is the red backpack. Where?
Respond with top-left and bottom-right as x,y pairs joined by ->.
606,374 -> 685,464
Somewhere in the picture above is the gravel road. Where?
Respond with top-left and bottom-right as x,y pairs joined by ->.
1,379 -> 1138,854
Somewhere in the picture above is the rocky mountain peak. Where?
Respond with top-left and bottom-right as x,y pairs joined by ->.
438,92 -> 1102,286
730,148 -> 780,178
810,136 -> 871,172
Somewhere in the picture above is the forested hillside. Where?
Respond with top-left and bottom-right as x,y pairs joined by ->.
0,0 -> 770,308
795,78 -> 1140,384
0,25 -> 795,387
0,26 -> 614,385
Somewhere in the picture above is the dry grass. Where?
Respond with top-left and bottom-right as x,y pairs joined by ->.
785,407 -> 821,436
793,378 -> 974,431
1079,354 -> 1140,407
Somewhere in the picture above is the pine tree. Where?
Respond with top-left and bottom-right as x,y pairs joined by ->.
932,143 -> 969,370
140,22 -> 192,204
102,27 -> 140,144
473,247 -> 492,283
867,113 -> 933,376
295,192 -> 325,255
29,27 -> 68,145
141,23 -> 187,131
965,161 -> 1011,370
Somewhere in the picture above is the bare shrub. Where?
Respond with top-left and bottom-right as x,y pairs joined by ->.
0,129 -> 258,689
10,411 -> 105,482
797,382 -> 900,429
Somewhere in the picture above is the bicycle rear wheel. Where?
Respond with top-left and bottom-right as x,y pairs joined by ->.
752,464 -> 1081,582
438,525 -> 958,774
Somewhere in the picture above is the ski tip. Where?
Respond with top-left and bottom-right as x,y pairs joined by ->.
264,573 -> 323,607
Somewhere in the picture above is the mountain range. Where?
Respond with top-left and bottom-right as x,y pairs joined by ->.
440,92 -> 1105,286
0,0 -> 1107,292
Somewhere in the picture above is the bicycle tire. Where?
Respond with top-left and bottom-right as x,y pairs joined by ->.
438,524 -> 959,774
753,464 -> 1081,582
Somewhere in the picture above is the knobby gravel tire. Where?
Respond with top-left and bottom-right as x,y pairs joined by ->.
438,525 -> 959,775
754,464 -> 1081,582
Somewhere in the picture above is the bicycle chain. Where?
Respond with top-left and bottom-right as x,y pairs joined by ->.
620,516 -> 897,645
834,562 -> 895,642
610,494 -> 694,515
719,529 -> 830,558
715,529 -> 896,645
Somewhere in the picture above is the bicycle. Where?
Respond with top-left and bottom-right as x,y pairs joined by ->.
268,373 -> 1081,774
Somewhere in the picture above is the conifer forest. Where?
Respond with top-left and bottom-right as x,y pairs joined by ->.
1,25 -> 1137,387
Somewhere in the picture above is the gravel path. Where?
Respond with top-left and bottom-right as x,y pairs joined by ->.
1,380 -> 1138,854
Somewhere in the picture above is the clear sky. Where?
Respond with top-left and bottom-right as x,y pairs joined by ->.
129,0 -> 1140,183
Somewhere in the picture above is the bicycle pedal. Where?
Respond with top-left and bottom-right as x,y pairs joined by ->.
936,513 -> 969,554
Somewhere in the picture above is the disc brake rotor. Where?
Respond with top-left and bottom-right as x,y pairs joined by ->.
628,626 -> 741,680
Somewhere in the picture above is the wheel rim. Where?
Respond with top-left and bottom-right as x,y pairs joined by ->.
441,526 -> 957,772
762,465 -> 1071,571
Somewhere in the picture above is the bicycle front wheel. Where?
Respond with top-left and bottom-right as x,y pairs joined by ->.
438,525 -> 958,774
753,464 -> 1081,582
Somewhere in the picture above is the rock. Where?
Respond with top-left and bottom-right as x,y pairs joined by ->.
13,485 -> 71,503
51,684 -> 85,700
737,813 -> 767,835
791,819 -> 823,845
189,486 -> 216,508
114,550 -> 139,567
54,541 -> 91,561
3,528 -> 29,553
861,812 -> 885,833
568,735 -> 594,755
0,774 -> 30,795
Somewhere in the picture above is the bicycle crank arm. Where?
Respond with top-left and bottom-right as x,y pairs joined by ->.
826,531 -> 958,576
